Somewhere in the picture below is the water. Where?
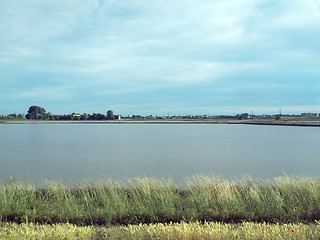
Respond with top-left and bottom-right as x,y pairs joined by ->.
0,124 -> 319,185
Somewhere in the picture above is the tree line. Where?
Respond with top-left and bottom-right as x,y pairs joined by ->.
0,106 -> 117,120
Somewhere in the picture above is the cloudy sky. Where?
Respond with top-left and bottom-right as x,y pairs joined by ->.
0,0 -> 319,116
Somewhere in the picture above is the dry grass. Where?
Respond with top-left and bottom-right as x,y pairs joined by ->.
1,221 -> 320,239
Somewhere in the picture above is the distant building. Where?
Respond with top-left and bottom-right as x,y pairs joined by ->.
53,113 -> 81,120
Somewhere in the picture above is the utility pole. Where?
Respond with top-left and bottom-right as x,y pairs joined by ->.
276,108 -> 282,120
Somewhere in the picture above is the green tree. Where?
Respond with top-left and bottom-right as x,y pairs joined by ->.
17,114 -> 26,120
26,106 -> 47,119
81,113 -> 89,120
236,113 -> 249,120
7,113 -> 17,120
45,112 -> 55,120
89,113 -> 105,120
106,110 -> 114,120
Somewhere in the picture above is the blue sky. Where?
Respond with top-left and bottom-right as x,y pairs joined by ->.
1,0 -> 319,116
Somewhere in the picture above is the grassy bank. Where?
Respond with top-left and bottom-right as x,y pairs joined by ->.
1,176 -> 320,226
1,221 -> 320,239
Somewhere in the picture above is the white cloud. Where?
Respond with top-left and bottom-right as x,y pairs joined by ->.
6,86 -> 73,101
1,0 -> 319,114
271,0 -> 320,28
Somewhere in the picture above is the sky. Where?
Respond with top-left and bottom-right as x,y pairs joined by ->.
0,0 -> 320,116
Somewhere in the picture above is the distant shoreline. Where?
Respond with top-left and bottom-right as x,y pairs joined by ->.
1,119 -> 320,127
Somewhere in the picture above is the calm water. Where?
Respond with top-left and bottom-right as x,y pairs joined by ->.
0,124 -> 319,185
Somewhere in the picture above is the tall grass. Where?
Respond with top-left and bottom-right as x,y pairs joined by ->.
1,176 -> 320,225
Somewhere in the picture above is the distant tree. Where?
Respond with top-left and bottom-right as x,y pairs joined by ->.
237,113 -> 249,120
81,113 -> 89,120
45,112 -> 55,120
26,106 -> 47,119
106,110 -> 114,120
17,114 -> 26,120
275,114 -> 281,120
132,115 -> 143,119
89,113 -> 105,120
7,113 -> 17,119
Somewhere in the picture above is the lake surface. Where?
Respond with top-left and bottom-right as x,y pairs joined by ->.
0,124 -> 319,185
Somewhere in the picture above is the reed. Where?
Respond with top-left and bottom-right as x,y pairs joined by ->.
1,175 -> 320,225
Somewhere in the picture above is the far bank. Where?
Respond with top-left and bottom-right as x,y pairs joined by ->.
1,119 -> 320,127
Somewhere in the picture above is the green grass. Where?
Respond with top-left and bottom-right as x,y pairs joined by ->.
1,176 -> 320,226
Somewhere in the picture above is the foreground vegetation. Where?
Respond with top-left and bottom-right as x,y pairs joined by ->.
1,176 -> 320,226
1,221 -> 320,239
